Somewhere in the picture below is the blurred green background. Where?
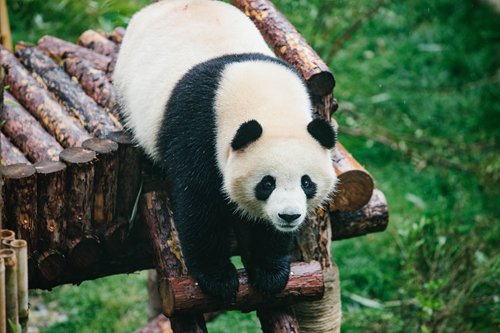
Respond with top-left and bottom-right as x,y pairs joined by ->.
7,0 -> 499,332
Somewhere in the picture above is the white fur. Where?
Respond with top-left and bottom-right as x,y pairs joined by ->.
114,0 -> 338,231
113,0 -> 274,158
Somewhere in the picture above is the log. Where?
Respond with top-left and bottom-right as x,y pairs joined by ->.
134,315 -> 172,333
107,131 -> 142,224
16,46 -> 121,137
331,189 -> 389,241
78,30 -> 118,57
0,133 -> 29,165
59,148 -> 101,270
231,0 -> 334,98
36,249 -> 65,283
0,164 -> 37,250
0,257 -> 5,333
0,46 -> 90,147
64,56 -> 119,115
82,138 -> 119,241
141,191 -> 207,332
162,261 -> 324,316
37,35 -> 112,72
8,240 -> 28,331
257,308 -> 301,333
109,27 -> 126,44
3,91 -> 63,162
34,161 -> 66,249
330,143 -> 374,212
0,249 -> 19,333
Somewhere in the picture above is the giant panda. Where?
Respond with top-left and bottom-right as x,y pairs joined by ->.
114,0 -> 338,300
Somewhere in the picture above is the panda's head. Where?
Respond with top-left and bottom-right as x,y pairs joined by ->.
224,118 -> 337,232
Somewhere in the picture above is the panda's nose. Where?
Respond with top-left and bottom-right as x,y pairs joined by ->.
279,213 -> 301,223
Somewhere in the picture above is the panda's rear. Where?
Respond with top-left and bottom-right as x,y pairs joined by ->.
114,0 -> 337,300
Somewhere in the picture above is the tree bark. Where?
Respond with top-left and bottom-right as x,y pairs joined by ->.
0,134 -> 29,165
331,189 -> 388,241
37,35 -> 112,72
16,46 -> 121,137
1,46 -> 90,147
78,30 -> 118,57
230,0 -> 334,99
141,191 -> 207,333
64,56 -> 119,115
2,92 -> 63,162
162,261 -> 323,316
330,143 -> 374,212
0,164 -> 37,250
109,27 -> 126,45
257,308 -> 301,333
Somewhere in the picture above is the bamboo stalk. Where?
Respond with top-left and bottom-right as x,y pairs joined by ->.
0,249 -> 19,333
8,240 -> 28,332
0,230 -> 15,249
0,257 -> 5,333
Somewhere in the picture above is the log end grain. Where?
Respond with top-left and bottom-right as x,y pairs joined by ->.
34,160 -> 66,174
107,131 -> 133,145
0,163 -> 36,179
68,235 -> 101,270
82,138 -> 118,155
37,249 -> 66,282
307,71 -> 335,98
332,170 -> 374,212
59,147 -> 96,164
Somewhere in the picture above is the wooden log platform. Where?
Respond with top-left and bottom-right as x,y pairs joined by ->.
0,133 -> 29,165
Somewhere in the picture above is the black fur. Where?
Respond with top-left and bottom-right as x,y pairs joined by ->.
156,53 -> 301,299
307,118 -> 337,149
231,120 -> 263,150
255,175 -> 276,201
301,175 -> 317,199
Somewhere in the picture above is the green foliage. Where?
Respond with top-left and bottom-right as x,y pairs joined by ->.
9,0 -> 499,332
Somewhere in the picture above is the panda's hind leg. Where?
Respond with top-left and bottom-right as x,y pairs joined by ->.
245,222 -> 293,294
171,191 -> 239,300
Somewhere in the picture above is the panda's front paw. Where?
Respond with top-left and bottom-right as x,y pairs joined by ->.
193,262 -> 239,300
248,257 -> 291,294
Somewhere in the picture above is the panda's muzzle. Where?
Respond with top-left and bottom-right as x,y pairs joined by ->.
278,213 -> 301,223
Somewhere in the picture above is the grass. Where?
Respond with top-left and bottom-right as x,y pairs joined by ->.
7,0 -> 500,332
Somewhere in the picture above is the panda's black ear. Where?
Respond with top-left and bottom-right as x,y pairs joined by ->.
307,118 -> 337,149
231,120 -> 263,151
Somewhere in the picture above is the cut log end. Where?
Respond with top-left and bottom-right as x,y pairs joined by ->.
59,147 -> 96,164
68,235 -> 101,269
82,138 -> 119,154
34,160 -> 66,174
332,170 -> 375,212
0,163 -> 36,179
307,72 -> 335,98
37,249 -> 66,282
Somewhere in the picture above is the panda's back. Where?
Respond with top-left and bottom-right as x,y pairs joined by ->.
113,0 -> 274,159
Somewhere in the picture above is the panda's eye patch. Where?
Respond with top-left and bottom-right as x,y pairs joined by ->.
301,175 -> 317,199
255,175 -> 276,201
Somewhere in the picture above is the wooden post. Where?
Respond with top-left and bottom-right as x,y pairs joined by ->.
257,308 -> 300,333
0,164 -> 38,250
2,92 -> 63,162
59,147 -> 101,270
0,0 -> 12,51
0,249 -> 19,333
34,161 -> 67,282
1,46 -> 90,147
141,191 -> 207,333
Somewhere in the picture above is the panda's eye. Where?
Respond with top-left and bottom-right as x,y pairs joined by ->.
301,175 -> 317,199
255,175 -> 275,201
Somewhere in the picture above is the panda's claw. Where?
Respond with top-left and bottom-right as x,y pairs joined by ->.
193,262 -> 239,300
